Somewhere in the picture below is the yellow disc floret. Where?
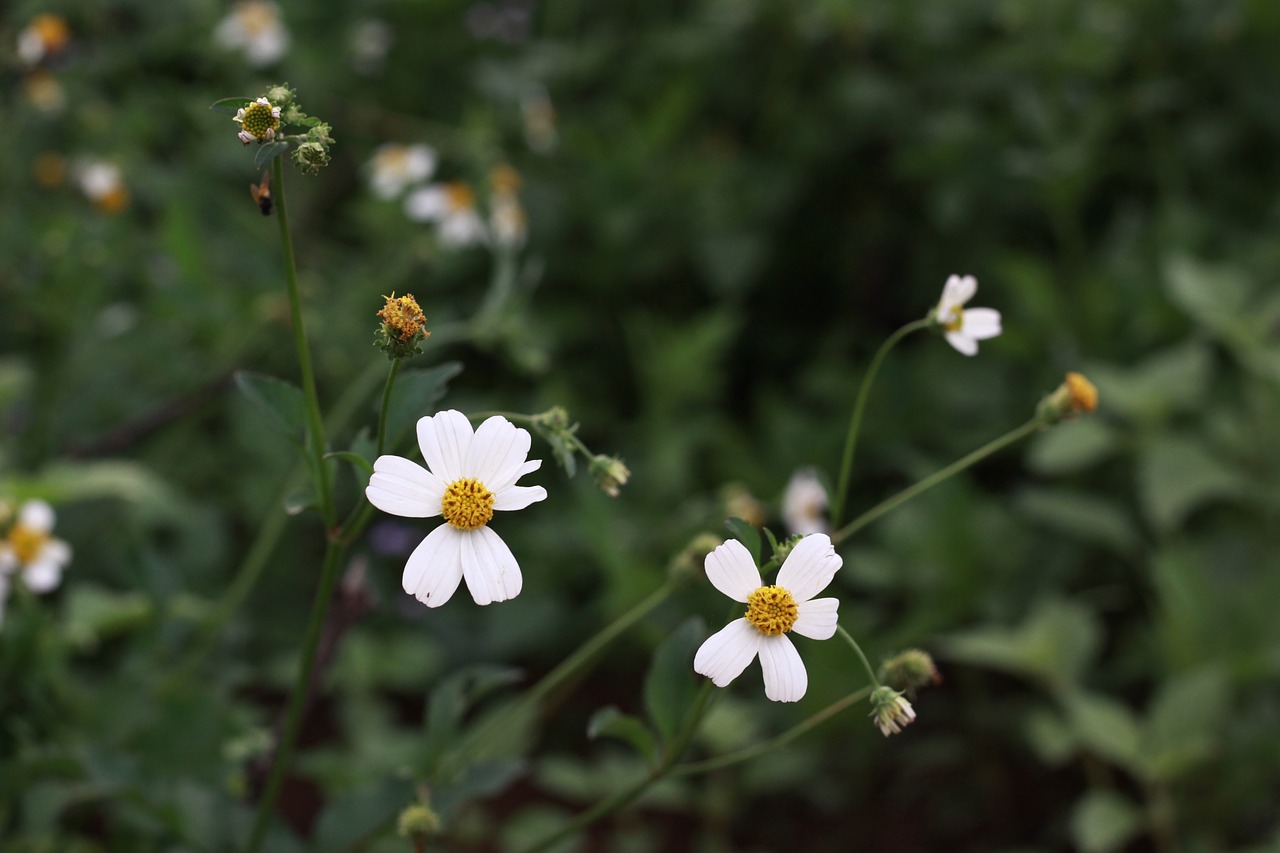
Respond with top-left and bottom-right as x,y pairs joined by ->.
441,478 -> 495,530
745,585 -> 799,636
9,524 -> 50,565
942,304 -> 964,332
1065,371 -> 1099,414
378,293 -> 428,341
234,98 -> 280,143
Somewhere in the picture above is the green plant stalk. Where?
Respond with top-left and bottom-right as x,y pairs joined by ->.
521,771 -> 660,853
375,359 -> 402,457
246,539 -> 345,853
833,415 -> 1044,544
830,318 -> 931,528
273,155 -> 335,526
837,625 -> 880,688
441,579 -> 677,777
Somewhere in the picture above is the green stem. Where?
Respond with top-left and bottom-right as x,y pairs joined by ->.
273,156 -> 334,525
671,685 -> 873,776
833,416 -> 1044,545
830,318 -> 930,528
837,625 -> 880,688
520,772 -> 661,853
246,540 -> 346,853
375,359 -> 402,458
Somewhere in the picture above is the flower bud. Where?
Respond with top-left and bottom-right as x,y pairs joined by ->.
397,801 -> 441,846
869,685 -> 917,737
375,292 -> 430,359
1037,371 -> 1099,425
589,455 -> 630,497
878,648 -> 941,696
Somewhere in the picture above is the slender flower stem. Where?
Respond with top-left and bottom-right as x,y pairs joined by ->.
247,540 -> 346,853
375,359 -> 402,458
671,685 -> 873,776
837,625 -> 880,688
520,772 -> 661,853
833,416 -> 1044,545
273,156 -> 334,525
830,318 -> 931,528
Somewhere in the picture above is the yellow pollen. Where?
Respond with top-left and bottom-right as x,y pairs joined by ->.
378,292 -> 428,340
9,525 -> 49,565
744,585 -> 799,636
943,304 -> 964,332
1065,372 -> 1099,413
441,478 -> 495,530
444,182 -> 476,211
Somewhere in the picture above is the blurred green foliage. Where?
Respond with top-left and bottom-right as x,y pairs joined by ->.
4,0 -> 1280,850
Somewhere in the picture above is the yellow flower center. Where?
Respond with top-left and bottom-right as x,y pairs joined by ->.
445,182 -> 477,211
943,304 -> 964,332
31,14 -> 71,53
239,101 -> 279,140
441,478 -> 494,530
378,292 -> 428,340
9,525 -> 49,565
744,585 -> 798,636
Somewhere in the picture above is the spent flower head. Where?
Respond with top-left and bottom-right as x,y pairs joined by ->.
870,685 -> 917,737
397,801 -> 441,841
376,293 -> 430,359
588,455 -> 630,497
365,411 -> 547,608
693,533 -> 843,702
932,274 -> 1002,356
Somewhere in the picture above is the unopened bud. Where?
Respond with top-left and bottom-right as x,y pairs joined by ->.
1037,371 -> 1099,425
878,649 -> 941,696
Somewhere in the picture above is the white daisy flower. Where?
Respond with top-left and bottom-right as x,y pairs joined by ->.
365,410 -> 547,608
0,499 -> 73,599
693,533 -> 843,702
782,468 -> 828,536
933,274 -> 1002,356
215,0 -> 289,68
404,182 -> 489,248
368,143 -> 437,200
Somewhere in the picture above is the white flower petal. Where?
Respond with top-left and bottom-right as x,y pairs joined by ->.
366,455 -> 445,518
944,331 -> 979,356
693,618 -> 761,687
775,533 -> 842,603
782,468 -> 828,536
417,410 -> 473,482
467,416 -> 532,489
402,524 -> 464,608
492,484 -> 547,512
791,597 -> 839,640
461,526 -> 523,605
404,186 -> 447,222
24,553 -> 64,593
703,539 -> 762,603
960,308 -> 1002,340
759,634 -> 807,702
19,500 -> 55,535
940,274 -> 977,311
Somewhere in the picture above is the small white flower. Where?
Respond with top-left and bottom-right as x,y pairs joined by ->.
215,0 -> 289,67
0,500 -> 73,604
782,468 -> 828,536
365,410 -> 547,607
368,143 -> 437,200
693,533 -> 843,702
870,685 -> 917,737
404,182 -> 489,247
933,275 -> 1002,356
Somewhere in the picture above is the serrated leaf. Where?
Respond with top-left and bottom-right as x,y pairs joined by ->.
1070,790 -> 1143,853
586,707 -> 658,767
724,517 -> 760,566
384,363 -> 464,449
643,618 -> 704,752
209,96 -> 252,115
253,140 -> 290,169
236,371 -> 305,444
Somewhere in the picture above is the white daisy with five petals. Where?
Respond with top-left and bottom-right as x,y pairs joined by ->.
934,274 -> 1002,356
365,410 -> 546,608
693,533 -> 842,702
0,500 -> 73,627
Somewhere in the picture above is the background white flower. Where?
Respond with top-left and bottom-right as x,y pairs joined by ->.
404,183 -> 489,247
693,533 -> 842,702
0,499 -> 73,600
215,0 -> 289,67
368,143 -> 437,200
365,410 -> 547,608
934,274 -> 1002,356
782,468 -> 828,536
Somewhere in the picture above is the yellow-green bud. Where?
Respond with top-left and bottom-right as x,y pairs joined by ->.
293,141 -> 330,174
1037,372 -> 1099,425
878,649 -> 941,696
397,802 -> 441,840
589,455 -> 630,497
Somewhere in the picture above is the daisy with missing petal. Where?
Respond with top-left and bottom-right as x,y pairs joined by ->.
693,533 -> 842,702
0,500 -> 73,626
933,274 -> 1002,356
365,410 -> 547,607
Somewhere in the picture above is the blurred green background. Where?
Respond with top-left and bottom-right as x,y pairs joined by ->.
4,0 -> 1280,850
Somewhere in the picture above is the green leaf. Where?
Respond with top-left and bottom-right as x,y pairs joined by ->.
1140,667 -> 1228,782
586,707 -> 658,767
326,450 -> 373,478
1070,790 -> 1143,853
384,363 -> 464,449
762,526 -> 779,555
1062,689 -> 1142,771
209,96 -> 252,115
253,140 -> 290,169
724,517 -> 760,566
1013,487 -> 1139,555
1026,419 -> 1122,475
1138,434 -> 1246,532
235,372 -> 306,444
63,584 -> 153,651
423,666 -> 524,773
941,599 -> 1101,687
643,618 -> 705,752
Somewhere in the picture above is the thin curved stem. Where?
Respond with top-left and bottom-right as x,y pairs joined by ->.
830,318 -> 930,528
273,156 -> 334,526
375,359 -> 402,458
519,772 -> 660,853
833,416 -> 1044,545
837,625 -> 880,688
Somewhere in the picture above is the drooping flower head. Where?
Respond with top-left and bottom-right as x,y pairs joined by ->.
0,500 -> 73,626
870,685 -> 917,737
215,0 -> 289,67
693,534 -> 843,702
233,97 -> 282,145
365,411 -> 547,607
933,274 -> 1002,356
